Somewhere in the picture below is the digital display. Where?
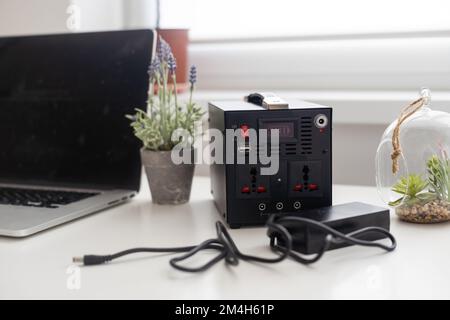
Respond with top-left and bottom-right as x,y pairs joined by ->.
262,121 -> 295,138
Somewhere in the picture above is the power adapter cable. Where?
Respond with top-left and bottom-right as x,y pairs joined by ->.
72,214 -> 397,272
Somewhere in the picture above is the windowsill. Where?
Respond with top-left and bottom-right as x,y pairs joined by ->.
182,90 -> 450,125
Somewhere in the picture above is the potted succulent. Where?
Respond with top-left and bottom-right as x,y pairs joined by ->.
127,37 -> 203,205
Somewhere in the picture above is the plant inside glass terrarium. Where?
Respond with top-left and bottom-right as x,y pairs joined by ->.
390,154 -> 450,223
376,88 -> 450,223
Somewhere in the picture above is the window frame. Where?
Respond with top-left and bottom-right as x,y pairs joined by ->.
189,31 -> 450,92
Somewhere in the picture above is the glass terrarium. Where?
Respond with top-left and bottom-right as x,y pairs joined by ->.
376,89 -> 450,223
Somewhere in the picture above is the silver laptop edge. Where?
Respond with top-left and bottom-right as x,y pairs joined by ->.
0,185 -> 136,237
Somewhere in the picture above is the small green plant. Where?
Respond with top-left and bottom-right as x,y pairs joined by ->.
126,37 -> 203,151
427,155 -> 450,201
389,174 -> 433,206
390,154 -> 450,206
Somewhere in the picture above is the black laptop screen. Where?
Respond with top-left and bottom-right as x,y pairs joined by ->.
0,30 -> 154,190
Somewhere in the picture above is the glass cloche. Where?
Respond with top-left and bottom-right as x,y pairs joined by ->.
376,88 -> 450,223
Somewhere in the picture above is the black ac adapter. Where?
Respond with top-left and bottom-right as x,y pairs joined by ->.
269,202 -> 391,255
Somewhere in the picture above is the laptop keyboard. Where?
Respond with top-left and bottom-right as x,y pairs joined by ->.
0,187 -> 98,208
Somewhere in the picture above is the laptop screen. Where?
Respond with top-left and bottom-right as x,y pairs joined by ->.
0,29 -> 154,191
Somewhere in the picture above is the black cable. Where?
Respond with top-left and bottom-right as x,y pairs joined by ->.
73,215 -> 396,272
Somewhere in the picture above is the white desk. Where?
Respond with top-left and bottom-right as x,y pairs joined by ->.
1,176 -> 449,300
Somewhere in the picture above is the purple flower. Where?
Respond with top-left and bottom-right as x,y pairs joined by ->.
189,65 -> 197,85
167,53 -> 177,74
147,57 -> 161,80
157,36 -> 172,62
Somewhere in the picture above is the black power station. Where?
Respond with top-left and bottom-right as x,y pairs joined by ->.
209,94 -> 332,228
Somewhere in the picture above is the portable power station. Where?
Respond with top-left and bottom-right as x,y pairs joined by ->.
208,93 -> 332,228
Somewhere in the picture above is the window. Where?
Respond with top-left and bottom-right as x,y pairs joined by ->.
161,0 -> 450,41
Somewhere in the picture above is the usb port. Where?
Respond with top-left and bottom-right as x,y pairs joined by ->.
238,145 -> 251,153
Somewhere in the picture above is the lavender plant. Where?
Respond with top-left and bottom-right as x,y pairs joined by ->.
127,37 -> 203,151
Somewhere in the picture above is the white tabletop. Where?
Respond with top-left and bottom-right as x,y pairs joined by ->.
1,176 -> 449,300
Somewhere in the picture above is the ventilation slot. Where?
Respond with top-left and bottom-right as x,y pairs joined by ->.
300,117 -> 313,154
256,145 -> 279,156
283,143 -> 297,156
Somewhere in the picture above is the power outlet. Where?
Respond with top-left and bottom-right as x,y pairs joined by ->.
289,160 -> 323,197
235,165 -> 270,198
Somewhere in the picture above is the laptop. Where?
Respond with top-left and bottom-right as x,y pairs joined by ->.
0,29 -> 156,237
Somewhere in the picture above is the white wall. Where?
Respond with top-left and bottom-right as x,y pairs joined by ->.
332,124 -> 385,186
0,0 -> 70,36
71,0 -> 125,32
0,0 -> 138,37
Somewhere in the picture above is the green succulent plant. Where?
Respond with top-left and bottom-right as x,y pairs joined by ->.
391,174 -> 428,198
389,174 -> 434,206
427,155 -> 450,201
390,154 -> 450,206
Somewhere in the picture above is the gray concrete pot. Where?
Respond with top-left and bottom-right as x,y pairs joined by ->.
141,149 -> 195,205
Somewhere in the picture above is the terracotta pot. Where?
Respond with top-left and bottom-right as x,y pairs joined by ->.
141,149 -> 195,205
157,28 -> 189,92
